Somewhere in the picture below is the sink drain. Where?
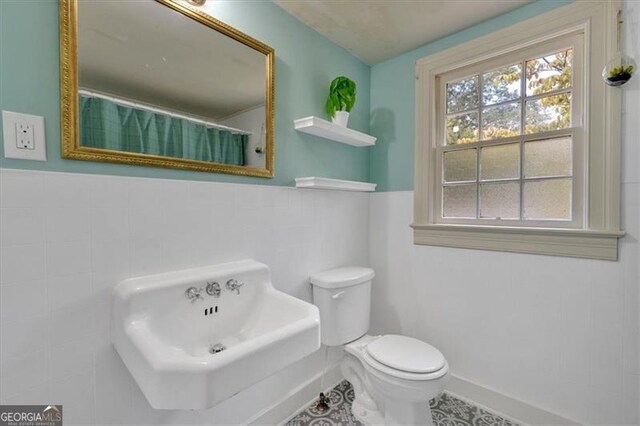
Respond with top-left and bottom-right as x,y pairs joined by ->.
209,343 -> 225,354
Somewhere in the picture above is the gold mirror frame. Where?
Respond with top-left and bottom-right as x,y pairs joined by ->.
59,0 -> 275,177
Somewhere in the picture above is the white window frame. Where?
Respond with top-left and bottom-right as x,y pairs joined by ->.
436,34 -> 583,227
413,0 -> 624,260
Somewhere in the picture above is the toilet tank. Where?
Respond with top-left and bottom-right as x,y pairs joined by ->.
310,267 -> 375,346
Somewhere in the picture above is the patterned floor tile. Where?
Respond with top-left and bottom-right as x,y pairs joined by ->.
286,380 -> 362,426
285,380 -> 520,426
430,392 -> 520,426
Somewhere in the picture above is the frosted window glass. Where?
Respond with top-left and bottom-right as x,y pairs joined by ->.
444,149 -> 477,183
524,178 -> 571,220
524,137 -> 572,178
443,185 -> 477,218
480,182 -> 520,219
480,143 -> 519,181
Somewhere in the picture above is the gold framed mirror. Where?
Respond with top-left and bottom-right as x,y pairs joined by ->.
59,0 -> 274,177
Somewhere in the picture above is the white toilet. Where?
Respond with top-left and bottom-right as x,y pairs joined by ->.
310,267 -> 449,425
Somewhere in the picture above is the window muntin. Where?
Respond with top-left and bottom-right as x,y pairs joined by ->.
437,35 -> 582,226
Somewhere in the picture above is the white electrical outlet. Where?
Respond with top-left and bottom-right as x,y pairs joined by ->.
16,123 -> 35,150
2,110 -> 46,161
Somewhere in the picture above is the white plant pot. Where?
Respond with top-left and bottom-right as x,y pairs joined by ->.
331,111 -> 350,127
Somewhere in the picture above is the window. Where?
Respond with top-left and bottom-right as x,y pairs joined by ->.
439,36 -> 582,226
414,1 -> 624,260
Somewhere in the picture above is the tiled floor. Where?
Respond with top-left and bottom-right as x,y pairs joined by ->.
286,380 -> 520,426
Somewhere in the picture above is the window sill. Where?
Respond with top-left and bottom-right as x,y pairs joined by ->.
411,224 -> 625,260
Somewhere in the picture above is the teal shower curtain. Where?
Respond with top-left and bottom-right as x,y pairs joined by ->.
80,95 -> 248,165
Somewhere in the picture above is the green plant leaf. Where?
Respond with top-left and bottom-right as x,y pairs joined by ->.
329,79 -> 339,93
325,97 -> 334,118
337,88 -> 350,98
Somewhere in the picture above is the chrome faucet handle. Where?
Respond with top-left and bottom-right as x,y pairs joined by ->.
226,279 -> 245,295
206,281 -> 221,298
185,286 -> 204,303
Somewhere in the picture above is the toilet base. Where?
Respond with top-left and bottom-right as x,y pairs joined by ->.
351,398 -> 384,425
383,399 -> 433,425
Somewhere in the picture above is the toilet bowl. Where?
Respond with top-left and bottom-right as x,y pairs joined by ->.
310,267 -> 449,425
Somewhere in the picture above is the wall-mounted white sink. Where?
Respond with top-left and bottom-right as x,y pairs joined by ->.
112,259 -> 320,409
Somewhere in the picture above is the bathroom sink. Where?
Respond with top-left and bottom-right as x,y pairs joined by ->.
112,260 -> 320,409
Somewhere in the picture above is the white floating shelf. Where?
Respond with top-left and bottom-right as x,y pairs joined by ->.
294,116 -> 376,147
295,177 -> 376,192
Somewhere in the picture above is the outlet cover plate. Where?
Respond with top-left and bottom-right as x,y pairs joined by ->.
2,110 -> 46,161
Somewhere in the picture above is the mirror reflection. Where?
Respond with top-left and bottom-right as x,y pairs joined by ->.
66,0 -> 273,175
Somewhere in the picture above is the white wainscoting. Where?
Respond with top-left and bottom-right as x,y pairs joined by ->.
0,168 -> 368,425
369,187 -> 638,425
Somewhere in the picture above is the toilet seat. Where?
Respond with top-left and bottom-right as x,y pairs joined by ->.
346,335 -> 448,381
366,334 -> 445,374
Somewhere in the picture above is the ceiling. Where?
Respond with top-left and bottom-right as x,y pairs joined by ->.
78,0 -> 266,120
273,0 -> 533,65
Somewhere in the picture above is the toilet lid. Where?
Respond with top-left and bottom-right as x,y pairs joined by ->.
365,335 -> 445,374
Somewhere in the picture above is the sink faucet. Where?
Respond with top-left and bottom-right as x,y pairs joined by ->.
185,286 -> 203,303
206,281 -> 221,298
226,279 -> 245,295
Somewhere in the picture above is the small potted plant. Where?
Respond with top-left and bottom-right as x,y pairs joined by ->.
605,64 -> 634,86
325,76 -> 356,127
602,53 -> 636,87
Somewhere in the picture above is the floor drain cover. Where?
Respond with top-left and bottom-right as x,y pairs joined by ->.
209,343 -> 225,354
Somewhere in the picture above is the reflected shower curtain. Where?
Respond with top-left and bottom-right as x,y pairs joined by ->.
80,95 -> 248,166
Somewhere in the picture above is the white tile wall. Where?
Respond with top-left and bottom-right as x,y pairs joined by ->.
0,169 -> 369,424
369,188 -> 638,424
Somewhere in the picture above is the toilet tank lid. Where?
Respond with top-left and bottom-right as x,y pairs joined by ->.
310,267 -> 375,289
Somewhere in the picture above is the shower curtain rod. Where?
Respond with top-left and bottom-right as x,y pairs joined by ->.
79,89 -> 252,136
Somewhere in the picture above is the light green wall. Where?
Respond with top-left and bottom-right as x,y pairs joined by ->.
369,0 -> 572,192
1,0 -> 576,190
0,0 -> 371,186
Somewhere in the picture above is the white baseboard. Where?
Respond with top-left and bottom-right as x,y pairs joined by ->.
248,369 -> 581,426
447,375 -> 580,425
248,364 -> 343,425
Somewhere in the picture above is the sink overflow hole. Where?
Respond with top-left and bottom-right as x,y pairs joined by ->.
204,306 -> 218,316
209,343 -> 225,354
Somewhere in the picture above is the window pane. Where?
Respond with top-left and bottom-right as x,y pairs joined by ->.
481,102 -> 521,140
480,182 -> 520,219
524,137 -> 572,178
446,112 -> 479,145
526,49 -> 572,96
525,93 -> 571,134
444,149 -> 477,183
447,76 -> 479,113
524,178 -> 571,220
480,143 -> 519,181
443,184 -> 477,218
482,64 -> 521,105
